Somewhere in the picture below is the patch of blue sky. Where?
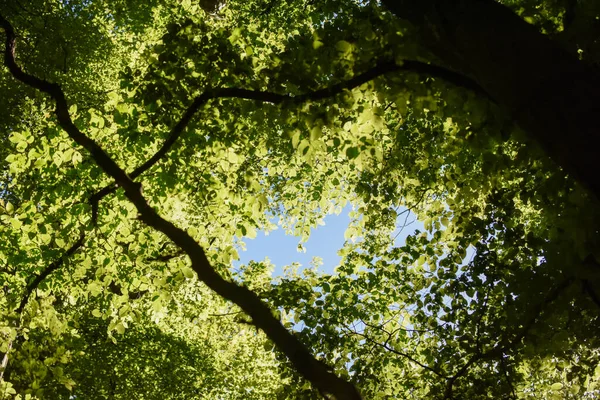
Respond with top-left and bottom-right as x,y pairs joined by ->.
234,205 -> 352,276
235,201 -> 481,340
234,204 -> 426,277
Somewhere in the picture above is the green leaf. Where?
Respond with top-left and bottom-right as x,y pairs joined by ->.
345,147 -> 359,159
115,322 -> 126,335
335,40 -> 352,53
310,126 -> 322,141
182,266 -> 195,279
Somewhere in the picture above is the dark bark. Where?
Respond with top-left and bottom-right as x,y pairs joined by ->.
90,59 -> 487,222
382,0 -> 600,199
2,10 -> 492,395
1,14 -> 364,400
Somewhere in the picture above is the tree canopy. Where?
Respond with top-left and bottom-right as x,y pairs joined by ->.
0,0 -> 599,399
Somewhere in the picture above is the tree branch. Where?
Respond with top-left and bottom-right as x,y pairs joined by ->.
510,277 -> 574,347
443,277 -> 575,399
563,0 -> 577,30
346,326 -> 446,378
382,0 -> 600,200
0,231 -> 85,382
89,59 -> 489,222
17,231 -> 85,315
582,279 -> 600,310
1,14 -> 362,400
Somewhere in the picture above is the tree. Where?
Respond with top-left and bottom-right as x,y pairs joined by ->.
0,0 -> 599,399
381,0 -> 600,199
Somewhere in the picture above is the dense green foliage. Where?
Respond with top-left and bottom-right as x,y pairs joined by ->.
1,0 -> 599,399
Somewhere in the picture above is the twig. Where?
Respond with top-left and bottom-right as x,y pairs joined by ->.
1,14 -> 363,400
442,277 -> 574,399
89,59 -> 489,222
346,325 -> 446,378
17,231 -> 85,314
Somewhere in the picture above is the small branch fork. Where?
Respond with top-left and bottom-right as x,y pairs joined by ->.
89,59 -> 488,222
0,231 -> 84,382
441,277 -> 574,400
16,232 -> 85,316
1,14 -> 360,399
344,277 -> 573,399
1,14 -> 487,398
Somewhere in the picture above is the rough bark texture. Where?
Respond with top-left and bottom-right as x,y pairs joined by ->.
383,0 -> 600,199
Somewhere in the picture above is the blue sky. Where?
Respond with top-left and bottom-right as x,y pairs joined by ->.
235,205 -> 424,276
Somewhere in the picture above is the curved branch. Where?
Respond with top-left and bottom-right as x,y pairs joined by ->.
443,277 -> 575,399
89,60 -> 489,220
1,14 -> 362,400
0,339 -> 12,381
443,353 -> 477,400
510,277 -> 574,347
17,231 -> 85,315
382,0 -> 600,200
0,12 -> 489,398
347,327 -> 446,378
1,232 -> 84,382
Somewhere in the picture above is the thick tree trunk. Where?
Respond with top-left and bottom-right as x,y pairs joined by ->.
382,0 -> 600,199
